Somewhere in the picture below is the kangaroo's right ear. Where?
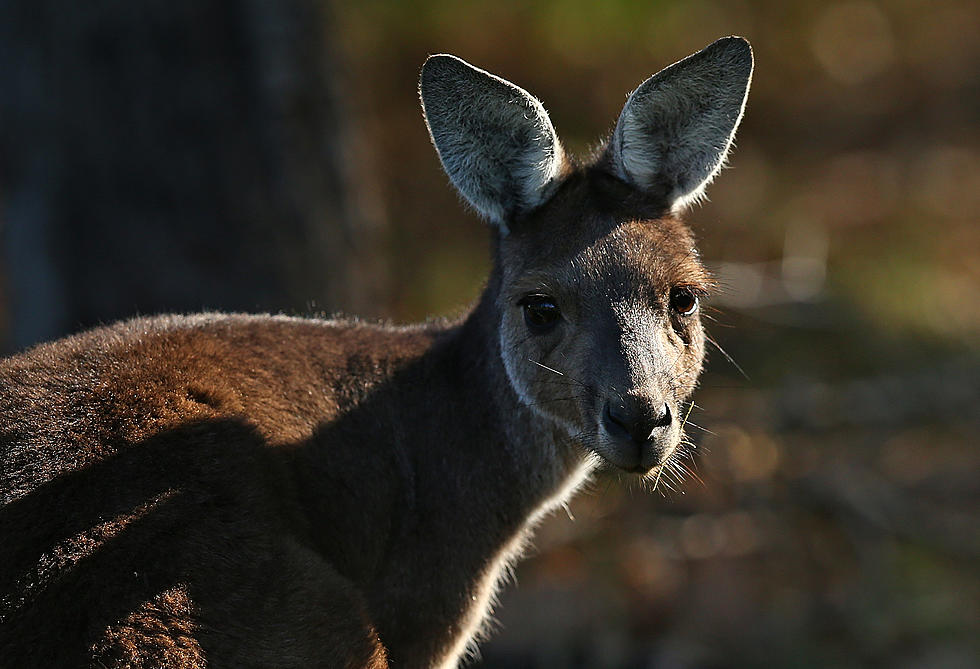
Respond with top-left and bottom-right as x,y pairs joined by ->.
420,55 -> 566,232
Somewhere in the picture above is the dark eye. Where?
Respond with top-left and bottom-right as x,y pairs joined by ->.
519,294 -> 561,334
670,287 -> 699,316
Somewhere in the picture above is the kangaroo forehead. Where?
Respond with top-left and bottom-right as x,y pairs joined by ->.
509,216 -> 708,296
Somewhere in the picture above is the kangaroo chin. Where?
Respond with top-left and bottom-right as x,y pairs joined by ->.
1,37 -> 752,669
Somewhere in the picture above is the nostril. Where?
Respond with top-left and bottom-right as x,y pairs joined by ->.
652,402 -> 672,428
603,401 -> 632,437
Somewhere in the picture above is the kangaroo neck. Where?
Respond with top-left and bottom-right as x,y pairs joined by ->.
432,257 -> 582,517
354,254 -> 590,667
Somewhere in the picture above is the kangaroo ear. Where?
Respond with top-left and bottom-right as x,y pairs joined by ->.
420,55 -> 566,231
606,36 -> 753,212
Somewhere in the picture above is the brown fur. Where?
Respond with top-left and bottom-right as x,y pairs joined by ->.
1,41 -> 751,668
1,316 -> 417,667
0,217 -> 696,668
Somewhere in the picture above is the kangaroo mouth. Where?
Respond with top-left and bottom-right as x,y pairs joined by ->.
591,429 -> 677,474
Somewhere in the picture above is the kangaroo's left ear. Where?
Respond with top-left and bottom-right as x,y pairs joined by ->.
605,36 -> 754,212
420,55 -> 566,232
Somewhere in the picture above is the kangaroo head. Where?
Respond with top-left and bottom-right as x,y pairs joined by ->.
420,37 -> 752,474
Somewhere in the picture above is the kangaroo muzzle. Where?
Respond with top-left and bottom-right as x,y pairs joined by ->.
599,390 -> 676,472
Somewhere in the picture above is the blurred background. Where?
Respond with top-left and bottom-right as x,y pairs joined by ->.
0,0 -> 977,667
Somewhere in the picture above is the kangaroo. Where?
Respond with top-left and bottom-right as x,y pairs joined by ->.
0,37 -> 752,668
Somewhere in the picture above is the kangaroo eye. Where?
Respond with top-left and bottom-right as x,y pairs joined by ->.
519,295 -> 561,334
670,287 -> 699,316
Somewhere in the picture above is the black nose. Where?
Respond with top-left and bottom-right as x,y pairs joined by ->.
603,397 -> 672,444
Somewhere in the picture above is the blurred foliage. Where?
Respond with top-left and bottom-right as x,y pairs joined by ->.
335,1 -> 979,667
338,0 -> 979,344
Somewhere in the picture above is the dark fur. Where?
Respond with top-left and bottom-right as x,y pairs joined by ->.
0,218 -> 688,669
1,40 -> 751,668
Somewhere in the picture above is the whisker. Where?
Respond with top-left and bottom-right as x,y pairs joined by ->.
682,420 -> 716,436
680,401 -> 696,432
527,359 -> 596,394
651,464 -> 664,492
527,359 -> 564,377
705,334 -> 749,381
676,460 -> 705,487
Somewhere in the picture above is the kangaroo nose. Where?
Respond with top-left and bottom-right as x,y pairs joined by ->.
602,397 -> 672,444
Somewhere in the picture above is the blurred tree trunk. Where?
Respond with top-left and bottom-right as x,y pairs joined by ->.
0,0 -> 382,352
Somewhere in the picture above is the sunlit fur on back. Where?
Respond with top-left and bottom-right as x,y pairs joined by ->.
0,38 -> 751,669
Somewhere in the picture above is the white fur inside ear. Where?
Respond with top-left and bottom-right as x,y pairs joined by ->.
420,55 -> 565,230
610,36 -> 753,212
510,116 -> 566,224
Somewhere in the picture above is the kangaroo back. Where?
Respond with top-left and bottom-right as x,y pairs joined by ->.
1,38 -> 752,669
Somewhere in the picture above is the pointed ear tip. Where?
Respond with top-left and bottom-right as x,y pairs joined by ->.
423,53 -> 461,66
714,35 -> 754,64
723,35 -> 751,46
715,35 -> 751,49
420,54 -> 467,83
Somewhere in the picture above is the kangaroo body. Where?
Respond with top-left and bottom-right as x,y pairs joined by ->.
0,38 -> 752,668
2,311 -> 571,668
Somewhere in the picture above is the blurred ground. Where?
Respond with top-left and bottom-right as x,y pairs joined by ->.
334,1 -> 979,667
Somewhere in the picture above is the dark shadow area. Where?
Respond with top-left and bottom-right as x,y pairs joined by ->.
0,0 -> 381,353
0,331 -> 470,668
1,418 -> 291,666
